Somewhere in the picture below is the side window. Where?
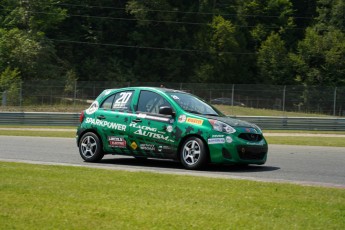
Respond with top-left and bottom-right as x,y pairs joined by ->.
137,91 -> 170,114
100,95 -> 115,110
100,91 -> 133,111
112,91 -> 133,111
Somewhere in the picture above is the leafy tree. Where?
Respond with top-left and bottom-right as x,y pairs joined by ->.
0,1 -> 66,81
0,28 -> 61,80
290,28 -> 345,86
126,0 -> 204,82
195,15 -> 246,83
235,0 -> 296,83
257,32 -> 293,84
316,0 -> 344,31
0,67 -> 21,106
237,0 -> 295,48
289,0 -> 345,86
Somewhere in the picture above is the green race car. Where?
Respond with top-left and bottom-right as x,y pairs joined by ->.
76,87 -> 268,169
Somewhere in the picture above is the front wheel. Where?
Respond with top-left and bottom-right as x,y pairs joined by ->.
79,132 -> 104,162
180,137 -> 208,170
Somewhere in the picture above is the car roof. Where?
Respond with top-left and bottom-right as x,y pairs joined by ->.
105,86 -> 187,94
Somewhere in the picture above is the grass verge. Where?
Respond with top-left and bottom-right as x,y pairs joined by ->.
1,127 -> 345,147
214,105 -> 331,117
1,104 -> 336,117
0,130 -> 75,138
1,162 -> 344,229
265,136 -> 345,147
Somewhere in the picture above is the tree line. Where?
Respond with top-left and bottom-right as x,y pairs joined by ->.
0,0 -> 344,91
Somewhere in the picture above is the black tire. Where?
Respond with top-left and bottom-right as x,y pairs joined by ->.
79,132 -> 104,162
180,137 -> 208,170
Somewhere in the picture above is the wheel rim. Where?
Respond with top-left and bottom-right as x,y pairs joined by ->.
182,140 -> 201,166
80,135 -> 97,158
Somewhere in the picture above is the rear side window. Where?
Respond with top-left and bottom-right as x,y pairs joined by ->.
100,91 -> 133,111
137,91 -> 170,114
100,95 -> 115,110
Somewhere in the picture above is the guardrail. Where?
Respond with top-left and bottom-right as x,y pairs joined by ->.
0,112 -> 80,126
232,116 -> 345,131
0,112 -> 344,131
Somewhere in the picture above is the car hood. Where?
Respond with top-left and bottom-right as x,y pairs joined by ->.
203,115 -> 261,131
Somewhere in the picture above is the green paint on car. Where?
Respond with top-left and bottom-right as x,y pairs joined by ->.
76,87 -> 268,169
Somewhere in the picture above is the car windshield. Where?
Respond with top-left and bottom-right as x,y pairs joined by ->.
167,92 -> 224,116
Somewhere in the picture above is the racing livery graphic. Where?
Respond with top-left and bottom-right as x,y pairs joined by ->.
77,87 -> 268,169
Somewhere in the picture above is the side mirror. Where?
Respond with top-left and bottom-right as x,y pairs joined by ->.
159,106 -> 175,116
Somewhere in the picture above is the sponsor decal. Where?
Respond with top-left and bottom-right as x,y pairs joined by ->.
246,141 -> 264,146
131,141 -> 138,150
178,115 -> 186,123
86,101 -> 99,115
140,144 -> 156,151
158,145 -> 173,152
130,122 -> 157,132
108,136 -> 126,148
166,125 -> 173,133
226,136 -> 233,143
130,122 -> 174,142
113,92 -> 132,109
134,129 -> 171,141
186,117 -> 203,125
208,138 -> 225,144
212,134 -> 224,138
85,118 -> 126,131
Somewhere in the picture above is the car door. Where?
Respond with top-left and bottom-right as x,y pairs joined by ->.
94,90 -> 135,154
128,90 -> 177,159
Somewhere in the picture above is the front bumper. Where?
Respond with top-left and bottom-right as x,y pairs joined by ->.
208,136 -> 268,164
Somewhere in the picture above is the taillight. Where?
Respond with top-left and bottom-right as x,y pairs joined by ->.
79,111 -> 85,123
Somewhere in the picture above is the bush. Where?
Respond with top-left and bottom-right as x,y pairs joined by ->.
0,67 -> 21,106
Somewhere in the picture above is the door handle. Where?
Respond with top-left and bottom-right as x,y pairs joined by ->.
97,115 -> 106,120
132,118 -> 142,123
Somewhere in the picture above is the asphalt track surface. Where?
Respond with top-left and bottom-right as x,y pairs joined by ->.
1,136 -> 344,188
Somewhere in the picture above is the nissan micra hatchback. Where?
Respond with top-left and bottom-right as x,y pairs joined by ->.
77,87 -> 268,169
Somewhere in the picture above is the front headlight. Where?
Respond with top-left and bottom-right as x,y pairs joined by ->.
253,124 -> 263,133
208,119 -> 236,134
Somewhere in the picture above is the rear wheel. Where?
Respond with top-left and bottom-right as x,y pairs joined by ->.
180,137 -> 208,170
79,132 -> 104,162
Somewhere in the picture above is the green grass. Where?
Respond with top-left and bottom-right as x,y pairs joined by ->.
0,130 -> 75,138
1,126 -> 345,147
0,125 -> 76,137
0,104 -> 87,113
266,136 -> 345,147
1,104 -> 337,117
1,162 -> 344,229
214,105 -> 331,117
0,125 -> 76,129
264,130 -> 345,134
